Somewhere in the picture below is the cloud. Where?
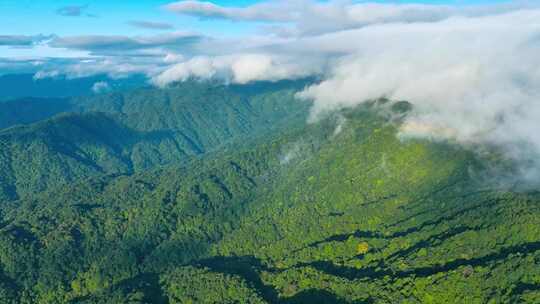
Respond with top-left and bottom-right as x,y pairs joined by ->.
92,81 -> 111,93
49,32 -> 203,55
294,9 -> 540,183
163,53 -> 185,63
152,53 -> 323,87
165,0 -> 295,22
164,0 -> 538,36
2,1 -> 540,182
0,35 -> 52,46
1,31 -> 206,78
58,58 -> 164,79
128,20 -> 174,30
56,5 -> 96,17
25,55 -> 167,80
33,70 -> 60,80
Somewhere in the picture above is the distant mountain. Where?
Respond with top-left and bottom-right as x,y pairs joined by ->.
0,73 -> 147,102
0,80 -> 311,200
0,102 -> 538,303
0,97 -> 72,130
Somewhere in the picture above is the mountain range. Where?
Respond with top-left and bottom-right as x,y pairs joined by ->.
0,79 -> 538,304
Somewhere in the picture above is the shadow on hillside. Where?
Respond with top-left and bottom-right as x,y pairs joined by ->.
281,289 -> 372,304
193,255 -> 372,304
298,196 -> 506,256
297,240 -> 540,281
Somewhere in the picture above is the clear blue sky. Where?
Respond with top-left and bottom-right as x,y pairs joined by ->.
0,0 -> 512,37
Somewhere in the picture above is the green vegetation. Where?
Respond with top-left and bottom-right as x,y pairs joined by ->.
0,80 -> 310,200
0,83 -> 538,303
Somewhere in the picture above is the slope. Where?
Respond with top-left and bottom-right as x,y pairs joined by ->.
0,80 -> 311,200
0,103 -> 538,303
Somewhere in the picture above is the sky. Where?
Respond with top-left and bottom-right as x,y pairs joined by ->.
2,0 -> 540,182
0,0 -> 517,60
0,1 -> 512,37
1,1 -> 257,37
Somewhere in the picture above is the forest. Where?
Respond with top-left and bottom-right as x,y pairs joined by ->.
0,80 -> 539,303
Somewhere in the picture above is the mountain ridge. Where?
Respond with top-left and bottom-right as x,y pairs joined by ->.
0,82 -> 538,303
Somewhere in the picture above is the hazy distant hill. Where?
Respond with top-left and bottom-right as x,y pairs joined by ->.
0,97 -> 73,130
0,73 -> 147,102
0,80 -> 311,200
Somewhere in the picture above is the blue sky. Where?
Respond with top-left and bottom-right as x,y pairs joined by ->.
0,0 -> 511,37
0,0 -> 520,69
0,1 -> 267,37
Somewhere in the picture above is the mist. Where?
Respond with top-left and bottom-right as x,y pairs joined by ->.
297,9 -> 540,184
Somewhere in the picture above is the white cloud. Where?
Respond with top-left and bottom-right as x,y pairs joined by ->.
295,9 -> 540,182
163,53 -> 185,63
165,0 -> 296,22
92,81 -> 111,93
165,0 -> 538,36
128,20 -> 174,30
0,34 -> 53,46
157,4 -> 540,181
62,58 -> 163,79
4,0 -> 540,181
152,53 -> 322,86
33,70 -> 60,80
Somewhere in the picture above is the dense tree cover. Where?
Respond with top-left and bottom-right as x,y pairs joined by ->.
0,80 -> 310,200
0,84 -> 538,303
0,97 -> 73,130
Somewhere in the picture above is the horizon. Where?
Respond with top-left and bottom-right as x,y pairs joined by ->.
2,0 -> 540,175
0,0 -> 518,63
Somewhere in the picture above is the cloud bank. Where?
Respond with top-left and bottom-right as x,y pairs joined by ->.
3,0 -> 540,181
294,9 -> 540,182
161,1 -> 540,182
165,0 -> 538,36
152,53 -> 323,86
165,0 -> 295,22
92,81 -> 111,93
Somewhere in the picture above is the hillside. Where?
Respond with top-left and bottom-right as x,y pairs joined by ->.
0,80 -> 311,200
3,2 -> 539,304
0,103 -> 538,303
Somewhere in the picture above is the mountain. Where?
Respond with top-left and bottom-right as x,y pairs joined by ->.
0,74 -> 147,102
0,99 -> 538,303
0,80 -> 311,200
0,97 -> 72,130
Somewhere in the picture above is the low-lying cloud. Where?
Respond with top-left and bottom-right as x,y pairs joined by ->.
152,53 -> 323,86
296,9 -> 540,183
165,0 -> 538,36
3,0 -> 540,181
92,81 -> 111,93
165,0 -> 295,22
161,1 -> 540,182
